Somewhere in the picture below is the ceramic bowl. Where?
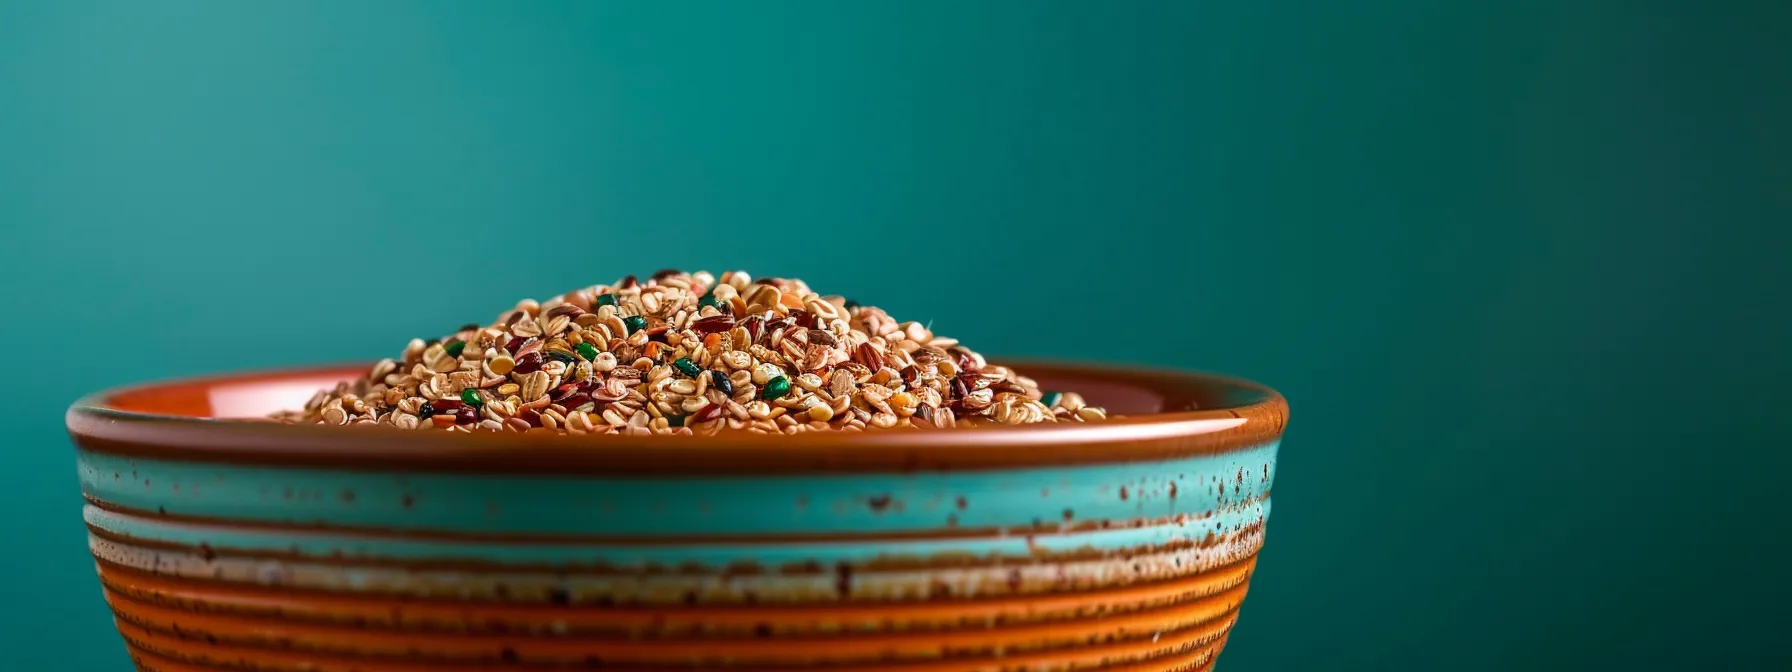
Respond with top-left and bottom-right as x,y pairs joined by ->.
67,361 -> 1286,672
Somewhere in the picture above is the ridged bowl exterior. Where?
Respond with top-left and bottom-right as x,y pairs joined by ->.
69,363 -> 1286,672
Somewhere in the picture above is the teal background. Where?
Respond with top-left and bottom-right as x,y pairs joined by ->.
2,1 -> 1786,670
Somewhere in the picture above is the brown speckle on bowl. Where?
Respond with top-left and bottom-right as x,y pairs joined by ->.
833,563 -> 852,598
866,494 -> 893,512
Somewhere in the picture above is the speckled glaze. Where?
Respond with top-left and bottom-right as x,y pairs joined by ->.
68,361 -> 1286,671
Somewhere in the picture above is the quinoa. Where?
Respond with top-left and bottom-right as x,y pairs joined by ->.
276,271 -> 1109,435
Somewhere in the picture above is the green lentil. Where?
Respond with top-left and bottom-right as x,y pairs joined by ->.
762,375 -> 791,400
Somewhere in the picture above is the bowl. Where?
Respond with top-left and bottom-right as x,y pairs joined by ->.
67,361 -> 1287,672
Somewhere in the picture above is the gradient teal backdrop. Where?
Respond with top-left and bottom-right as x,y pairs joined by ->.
2,2 -> 1786,670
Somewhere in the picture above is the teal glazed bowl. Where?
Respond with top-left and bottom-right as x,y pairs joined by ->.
68,361 -> 1287,672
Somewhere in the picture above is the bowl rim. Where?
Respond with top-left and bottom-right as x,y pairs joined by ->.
68,360 -> 1288,475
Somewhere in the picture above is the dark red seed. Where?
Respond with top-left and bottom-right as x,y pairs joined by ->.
513,351 -> 545,374
692,315 -> 735,333
790,309 -> 816,329
619,275 -> 638,289
505,337 -> 538,355
549,384 -> 579,401
807,328 -> 835,346
950,376 -> 970,400
741,316 -> 765,342
951,348 -> 980,372
651,269 -> 683,281
561,393 -> 593,411
692,404 -> 725,423
454,408 -> 478,424
518,408 -> 543,427
432,399 -> 467,412
901,365 -> 922,386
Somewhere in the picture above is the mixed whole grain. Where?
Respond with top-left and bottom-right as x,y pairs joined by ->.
278,271 -> 1108,435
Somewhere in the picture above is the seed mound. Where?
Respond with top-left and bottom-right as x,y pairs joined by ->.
276,270 -> 1110,435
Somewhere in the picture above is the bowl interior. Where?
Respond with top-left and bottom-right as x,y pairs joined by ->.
96,363 -> 1264,420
